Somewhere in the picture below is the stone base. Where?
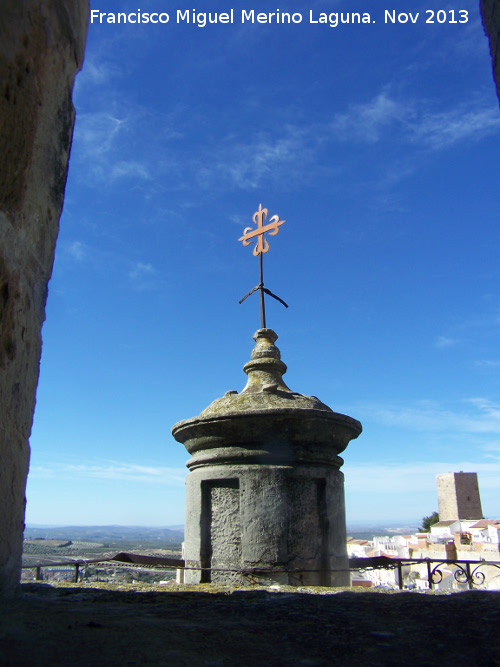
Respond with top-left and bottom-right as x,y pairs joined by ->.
183,464 -> 350,587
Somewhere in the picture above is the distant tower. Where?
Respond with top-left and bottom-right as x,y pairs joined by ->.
437,472 -> 483,521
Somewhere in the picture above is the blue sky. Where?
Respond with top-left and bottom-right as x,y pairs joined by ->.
25,0 -> 500,527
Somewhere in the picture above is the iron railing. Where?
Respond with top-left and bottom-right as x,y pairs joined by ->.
21,553 -> 500,590
349,556 -> 500,590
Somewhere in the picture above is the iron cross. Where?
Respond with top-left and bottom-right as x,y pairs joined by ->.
239,203 -> 285,256
238,204 -> 288,329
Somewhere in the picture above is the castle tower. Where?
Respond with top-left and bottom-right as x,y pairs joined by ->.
437,472 -> 483,521
172,329 -> 362,587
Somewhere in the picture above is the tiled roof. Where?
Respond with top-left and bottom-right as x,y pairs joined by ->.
433,520 -> 458,527
470,519 -> 500,529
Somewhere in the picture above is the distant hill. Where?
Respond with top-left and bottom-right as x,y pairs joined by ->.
24,525 -> 184,546
24,523 -> 418,546
346,522 -> 420,541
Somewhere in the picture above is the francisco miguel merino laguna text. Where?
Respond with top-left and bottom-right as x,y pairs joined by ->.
90,9 -> 372,26
90,9 -> 469,26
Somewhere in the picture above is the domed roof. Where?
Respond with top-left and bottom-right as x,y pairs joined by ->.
172,329 -> 362,470
198,328 -> 334,418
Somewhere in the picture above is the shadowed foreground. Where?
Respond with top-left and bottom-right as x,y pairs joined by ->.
1,584 -> 500,666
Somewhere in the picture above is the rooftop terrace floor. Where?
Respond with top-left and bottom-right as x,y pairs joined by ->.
1,583 -> 499,665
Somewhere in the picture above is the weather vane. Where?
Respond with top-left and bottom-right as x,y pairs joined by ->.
238,203 -> 288,329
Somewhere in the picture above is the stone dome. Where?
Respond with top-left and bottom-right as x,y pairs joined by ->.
172,329 -> 362,471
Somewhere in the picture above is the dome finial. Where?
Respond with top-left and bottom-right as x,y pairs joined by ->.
242,328 -> 292,394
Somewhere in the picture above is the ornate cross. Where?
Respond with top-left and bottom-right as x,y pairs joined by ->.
239,203 -> 285,256
238,204 -> 288,329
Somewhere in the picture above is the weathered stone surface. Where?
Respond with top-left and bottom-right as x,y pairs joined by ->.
173,329 -> 362,587
437,472 -> 483,521
3,584 -> 500,667
481,0 -> 500,104
0,0 -> 88,596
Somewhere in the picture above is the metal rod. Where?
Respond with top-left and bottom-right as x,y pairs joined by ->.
426,559 -> 433,590
466,562 -> 472,590
259,252 -> 266,329
262,287 -> 288,309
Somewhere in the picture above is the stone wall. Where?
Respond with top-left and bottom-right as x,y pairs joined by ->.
0,0 -> 88,596
481,0 -> 500,104
437,472 -> 483,522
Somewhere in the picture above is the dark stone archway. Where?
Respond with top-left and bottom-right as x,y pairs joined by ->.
481,0 -> 500,104
0,0 -> 88,596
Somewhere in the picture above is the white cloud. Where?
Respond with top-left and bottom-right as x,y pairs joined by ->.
356,398 -> 500,434
411,106 -> 500,150
466,398 -> 500,423
71,87 -> 500,196
342,398 -> 500,520
78,58 -> 118,87
435,336 -> 458,348
192,92 -> 500,193
329,91 -> 500,152
480,441 -> 500,460
74,111 -> 152,185
66,241 -> 88,262
331,92 -> 409,143
129,262 -> 155,279
110,160 -> 151,181
205,127 -> 309,190
343,460 -> 500,494
30,461 -> 186,486
475,360 -> 500,369
228,214 -> 247,227
76,111 -> 125,158
343,458 -> 500,522
128,262 -> 158,291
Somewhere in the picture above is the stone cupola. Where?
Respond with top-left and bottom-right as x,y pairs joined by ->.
172,328 -> 362,586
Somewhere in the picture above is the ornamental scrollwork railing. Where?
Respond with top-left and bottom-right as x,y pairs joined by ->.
350,556 -> 500,590
427,559 -> 500,590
